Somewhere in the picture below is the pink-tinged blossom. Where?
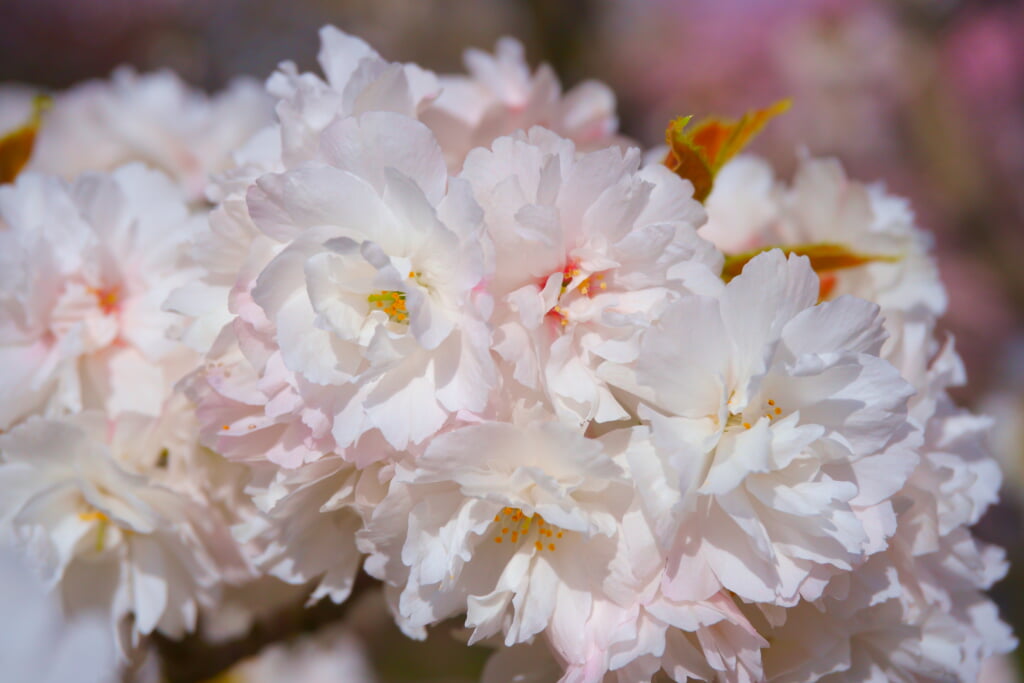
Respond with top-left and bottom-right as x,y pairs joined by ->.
81,24 -> 1010,683
268,26 -> 440,168
703,154 -> 946,324
603,251 -> 915,607
548,508 -> 767,683
0,165 -> 203,430
235,113 -> 496,453
234,456 -> 389,605
461,127 -> 719,427
421,37 -> 625,172
178,27 -> 494,464
359,417 -> 643,648
169,25 -> 442,355
0,412 -> 237,652
27,68 -> 274,202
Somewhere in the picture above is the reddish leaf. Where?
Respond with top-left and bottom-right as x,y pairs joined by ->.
721,243 -> 902,283
663,100 -> 790,201
0,95 -> 50,184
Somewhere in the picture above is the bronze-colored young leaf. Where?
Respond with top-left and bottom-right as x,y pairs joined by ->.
0,95 -> 50,184
663,99 -> 791,201
721,243 -> 902,282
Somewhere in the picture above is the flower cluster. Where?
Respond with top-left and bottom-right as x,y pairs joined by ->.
0,26 -> 1013,682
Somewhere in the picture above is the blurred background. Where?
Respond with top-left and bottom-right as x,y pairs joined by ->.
1,0 -> 1022,680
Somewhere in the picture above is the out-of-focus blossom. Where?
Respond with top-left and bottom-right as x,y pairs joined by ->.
977,655 -> 1020,683
21,68 -> 274,201
943,4 -> 1024,176
0,165 -> 202,430
422,37 -> 625,172
0,543 -> 117,683
0,412 -> 235,651
595,0 -> 911,167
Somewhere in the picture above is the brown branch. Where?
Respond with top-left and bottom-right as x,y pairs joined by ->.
152,571 -> 378,683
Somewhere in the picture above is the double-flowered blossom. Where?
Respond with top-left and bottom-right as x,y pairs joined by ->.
607,250 -> 915,607
0,412 -> 237,649
461,126 -> 718,426
702,154 -> 946,355
205,112 -> 496,457
421,37 -> 624,172
360,414 -> 638,643
0,23 -> 1012,683
0,95 -> 262,655
20,68 -> 274,201
0,165 -> 202,429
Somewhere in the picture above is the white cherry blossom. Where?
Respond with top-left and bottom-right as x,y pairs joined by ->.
0,165 -> 202,430
461,126 -> 719,427
421,37 -> 625,171
0,413 -> 230,650
603,250 -> 915,607
234,455 -> 388,605
0,24 -> 1008,683
28,68 -> 273,201
702,154 -> 947,358
235,113 -> 496,452
0,544 -> 117,683
268,25 -> 439,167
359,417 -> 642,647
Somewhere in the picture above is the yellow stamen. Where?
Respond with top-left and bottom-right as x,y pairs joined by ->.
367,290 -> 409,324
78,510 -> 110,552
492,507 -> 566,552
78,510 -> 108,523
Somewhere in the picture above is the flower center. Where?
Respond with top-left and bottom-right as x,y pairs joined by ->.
759,398 -> 784,423
78,509 -> 112,551
724,397 -> 786,431
546,263 -> 607,327
367,290 -> 408,324
492,507 -> 563,552
88,285 -> 121,315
